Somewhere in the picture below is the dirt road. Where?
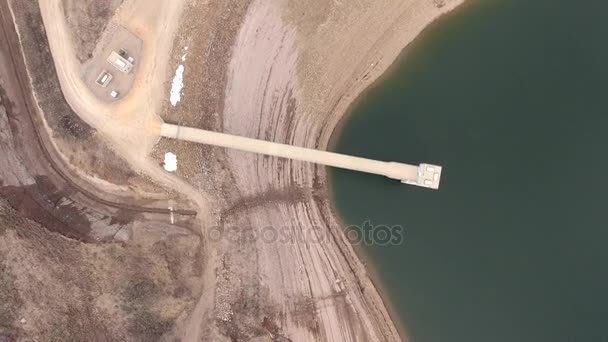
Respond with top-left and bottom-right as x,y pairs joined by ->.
0,1 -> 196,242
35,0 -> 210,216
33,1 -> 221,339
39,0 -> 159,158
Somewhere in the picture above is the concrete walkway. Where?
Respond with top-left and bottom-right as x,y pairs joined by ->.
160,123 -> 442,189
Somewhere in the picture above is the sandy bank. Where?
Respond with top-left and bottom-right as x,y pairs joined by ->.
218,0 -> 465,340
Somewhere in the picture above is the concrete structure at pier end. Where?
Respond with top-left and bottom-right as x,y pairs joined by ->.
160,124 -> 443,189
404,163 -> 442,189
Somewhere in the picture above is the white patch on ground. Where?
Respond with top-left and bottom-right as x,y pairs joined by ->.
182,46 -> 188,61
170,65 -> 185,106
164,152 -> 178,172
170,47 -> 189,106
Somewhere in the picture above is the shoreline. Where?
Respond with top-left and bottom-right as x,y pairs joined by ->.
318,0 -> 468,152
326,0 -> 477,154
322,1 -> 470,340
214,0 -> 469,339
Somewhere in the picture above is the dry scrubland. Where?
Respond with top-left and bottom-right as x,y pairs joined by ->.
63,0 -> 124,62
0,199 -> 202,341
0,0 -> 204,340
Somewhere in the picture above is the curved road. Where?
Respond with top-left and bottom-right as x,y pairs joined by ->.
36,0 -> 210,217
0,1 -> 196,217
36,3 -> 218,339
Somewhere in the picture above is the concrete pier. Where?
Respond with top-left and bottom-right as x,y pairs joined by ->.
160,124 -> 442,189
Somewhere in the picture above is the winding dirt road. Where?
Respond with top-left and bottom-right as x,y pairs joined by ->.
34,1 -> 222,340
36,0 -> 210,215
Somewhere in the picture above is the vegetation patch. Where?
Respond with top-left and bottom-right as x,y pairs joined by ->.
0,258 -> 23,338
0,200 -> 23,236
122,276 -> 174,339
63,0 -> 124,62
127,309 -> 173,339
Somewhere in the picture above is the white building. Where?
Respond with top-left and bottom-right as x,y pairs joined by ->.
106,51 -> 134,74
95,70 -> 113,87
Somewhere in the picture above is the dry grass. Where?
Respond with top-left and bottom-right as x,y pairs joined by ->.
122,276 -> 174,339
0,200 -> 203,341
62,0 -> 123,62
0,259 -> 22,339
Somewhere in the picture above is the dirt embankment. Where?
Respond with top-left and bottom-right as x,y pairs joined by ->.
153,0 -> 252,202
0,28 -> 118,240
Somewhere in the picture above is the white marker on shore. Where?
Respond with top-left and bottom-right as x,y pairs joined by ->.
164,152 -> 178,172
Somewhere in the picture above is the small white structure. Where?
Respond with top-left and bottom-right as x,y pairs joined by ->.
414,164 -> 442,189
95,70 -> 113,87
164,152 -> 177,172
107,50 -> 134,73
110,90 -> 119,98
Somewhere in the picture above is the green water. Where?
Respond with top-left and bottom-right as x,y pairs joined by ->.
330,0 -> 608,341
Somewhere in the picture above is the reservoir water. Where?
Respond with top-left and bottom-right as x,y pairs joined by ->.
330,0 -> 608,341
